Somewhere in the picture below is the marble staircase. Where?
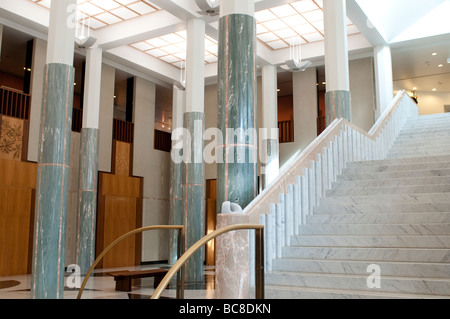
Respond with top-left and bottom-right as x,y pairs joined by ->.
265,113 -> 450,298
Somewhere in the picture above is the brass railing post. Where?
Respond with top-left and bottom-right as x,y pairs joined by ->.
176,227 -> 185,299
151,224 -> 264,300
255,227 -> 265,299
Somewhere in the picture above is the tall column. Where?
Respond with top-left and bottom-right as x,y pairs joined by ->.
31,0 -> 76,299
261,64 -> 279,189
217,0 -> 257,212
183,18 -> 206,283
374,45 -> 394,119
169,85 -> 185,265
324,0 -> 351,126
76,47 -> 102,274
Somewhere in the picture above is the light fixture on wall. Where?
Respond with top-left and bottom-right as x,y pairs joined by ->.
195,0 -> 220,16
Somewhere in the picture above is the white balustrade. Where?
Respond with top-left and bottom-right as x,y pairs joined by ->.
220,90 -> 419,296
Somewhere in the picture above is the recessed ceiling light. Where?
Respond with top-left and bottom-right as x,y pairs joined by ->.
432,52 -> 438,56
438,64 -> 444,67
432,88 -> 437,91
413,87 -> 417,90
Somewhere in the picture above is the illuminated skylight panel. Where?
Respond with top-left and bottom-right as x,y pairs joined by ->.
255,1 -> 359,50
270,4 -> 298,18
130,41 -> 154,51
266,40 -> 289,50
290,0 -> 320,13
110,6 -> 139,19
29,0 -> 159,29
130,33 -> 219,69
95,11 -> 122,25
255,1 -> 324,50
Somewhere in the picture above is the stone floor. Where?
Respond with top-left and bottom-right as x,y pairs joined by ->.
0,264 -> 216,299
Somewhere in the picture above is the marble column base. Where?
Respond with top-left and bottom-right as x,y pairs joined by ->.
32,63 -> 75,299
325,90 -> 351,126
76,128 -> 99,274
182,112 -> 205,283
215,213 -> 250,299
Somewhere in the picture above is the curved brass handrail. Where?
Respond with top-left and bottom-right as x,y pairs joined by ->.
77,225 -> 184,299
151,224 -> 264,299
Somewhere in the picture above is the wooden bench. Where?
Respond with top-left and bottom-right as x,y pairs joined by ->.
107,269 -> 169,292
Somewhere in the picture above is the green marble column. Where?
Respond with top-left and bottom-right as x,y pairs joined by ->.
169,159 -> 183,265
31,63 -> 75,299
217,14 -> 257,213
325,90 -> 351,126
182,112 -> 205,282
76,128 -> 99,274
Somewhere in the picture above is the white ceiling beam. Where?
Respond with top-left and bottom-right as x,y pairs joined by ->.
105,45 -> 180,85
346,0 -> 387,46
96,11 -> 183,50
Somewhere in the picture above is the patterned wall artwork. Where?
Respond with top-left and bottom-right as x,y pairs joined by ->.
0,116 -> 24,161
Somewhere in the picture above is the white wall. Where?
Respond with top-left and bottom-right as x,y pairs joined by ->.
349,57 -> 376,132
98,63 -> 115,172
416,91 -> 450,115
28,37 -> 47,162
279,67 -> 318,167
133,77 -> 171,262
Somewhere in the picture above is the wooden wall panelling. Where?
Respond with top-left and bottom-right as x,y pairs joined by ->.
0,188 -> 7,275
102,195 -> 137,268
0,159 -> 36,276
96,172 -> 143,269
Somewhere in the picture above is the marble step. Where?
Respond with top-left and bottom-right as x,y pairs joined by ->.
333,176 -> 450,189
389,145 -> 450,153
326,185 -> 450,197
405,120 -> 450,126
319,193 -> 450,205
296,224 -> 450,236
265,285 -> 450,299
265,271 -> 450,295
272,259 -> 450,278
393,137 -> 450,145
410,114 -> 450,120
346,156 -> 450,167
343,162 -> 450,175
281,246 -> 450,262
290,234 -> 450,248
398,126 -> 450,132
336,169 -> 450,181
387,151 -> 450,159
399,129 -> 450,136
314,203 -> 450,214
391,140 -> 450,148
405,122 -> 450,129
306,212 -> 450,224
